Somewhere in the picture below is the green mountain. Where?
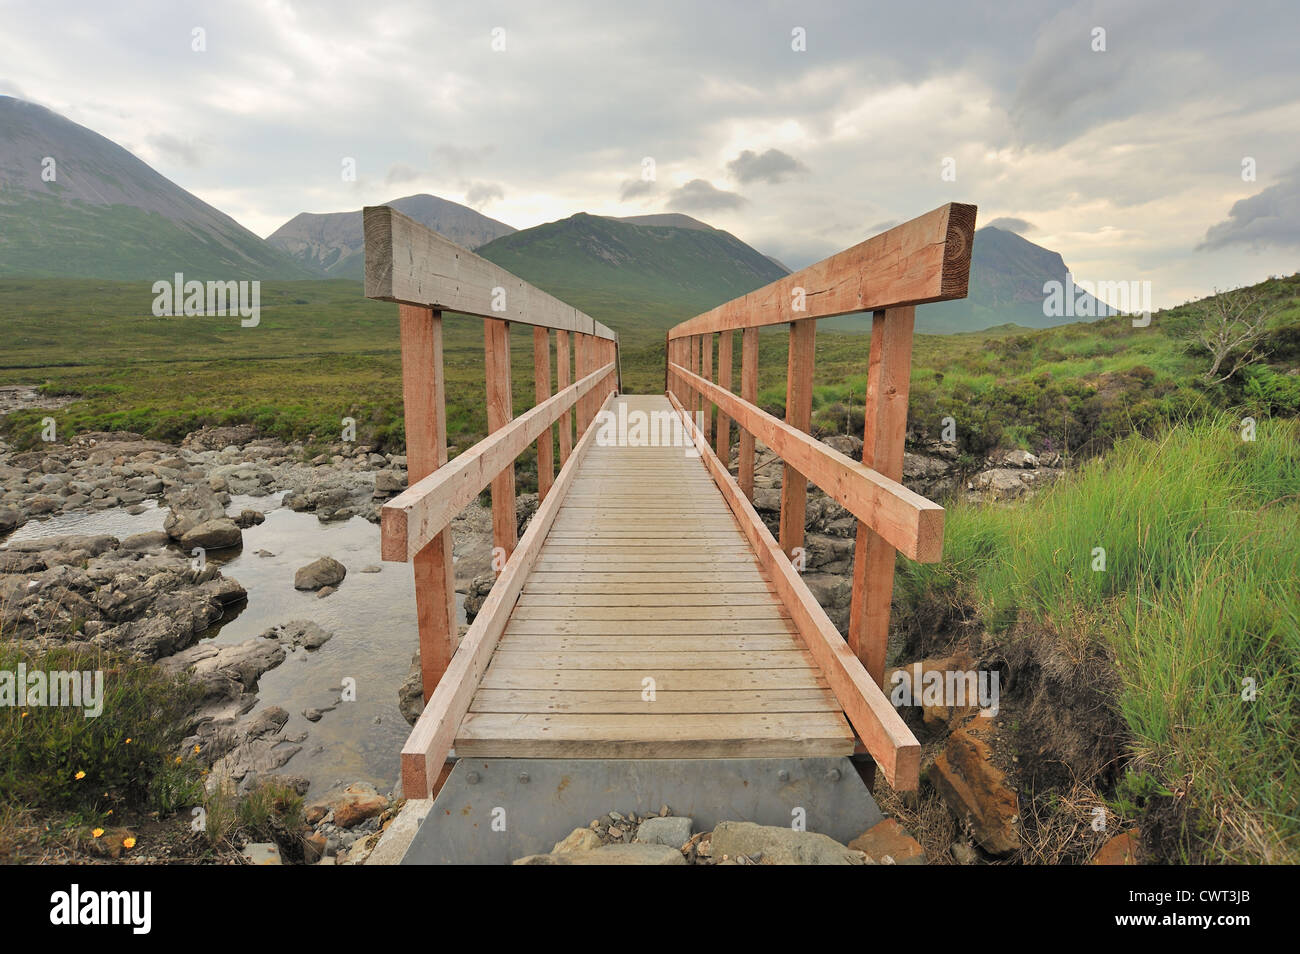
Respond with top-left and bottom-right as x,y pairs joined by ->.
0,96 -> 311,280
473,212 -> 788,340
267,194 -> 515,278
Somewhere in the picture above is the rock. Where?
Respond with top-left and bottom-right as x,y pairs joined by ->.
294,556 -> 346,590
179,518 -> 242,550
162,485 -> 228,541
359,564 -> 382,573
241,842 -> 282,865
303,708 -> 325,722
373,470 -> 406,494
969,468 -> 1031,500
709,821 -> 866,865
514,843 -> 686,865
635,815 -> 693,848
848,818 -> 927,865
950,842 -> 978,865
302,832 -> 328,864
398,652 -> 424,726
234,509 -> 265,528
0,506 -> 20,533
1000,449 -> 1039,469
552,827 -> 604,853
884,651 -> 981,727
1092,829 -> 1141,865
120,531 -> 169,551
928,719 -> 1021,856
272,619 -> 334,650
310,783 -> 389,829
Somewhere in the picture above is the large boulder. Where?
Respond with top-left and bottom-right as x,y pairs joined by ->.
179,518 -> 242,550
294,556 -> 346,590
163,485 -> 229,541
708,821 -> 867,865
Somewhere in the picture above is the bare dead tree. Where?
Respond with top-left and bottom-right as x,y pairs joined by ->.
1185,286 -> 1278,384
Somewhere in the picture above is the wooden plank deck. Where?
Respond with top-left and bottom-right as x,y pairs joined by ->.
456,394 -> 856,759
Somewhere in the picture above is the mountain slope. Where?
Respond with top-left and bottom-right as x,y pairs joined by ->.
474,213 -> 788,339
915,226 -> 1117,333
267,194 -> 515,279
0,96 -> 311,280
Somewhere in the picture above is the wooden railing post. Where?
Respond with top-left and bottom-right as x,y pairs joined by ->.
399,305 -> 457,701
716,329 -> 733,463
779,320 -> 816,561
533,327 -> 554,502
576,333 -> 591,435
848,307 -> 915,685
556,329 -> 573,465
689,335 -> 701,420
738,327 -> 759,499
484,317 -> 518,565
701,332 -> 714,446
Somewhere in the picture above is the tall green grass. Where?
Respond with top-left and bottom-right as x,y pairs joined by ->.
897,415 -> 1300,861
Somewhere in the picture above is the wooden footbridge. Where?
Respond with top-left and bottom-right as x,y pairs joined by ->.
365,200 -> 977,803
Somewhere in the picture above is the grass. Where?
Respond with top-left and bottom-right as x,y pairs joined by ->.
3,274 -> 1298,470
894,415 -> 1300,862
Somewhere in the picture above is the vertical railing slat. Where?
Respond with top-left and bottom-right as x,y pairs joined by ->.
484,317 -> 518,565
701,332 -> 714,445
738,326 -> 759,499
556,329 -> 573,465
533,326 -> 554,502
399,305 -> 458,701
778,320 -> 816,560
716,329 -> 733,464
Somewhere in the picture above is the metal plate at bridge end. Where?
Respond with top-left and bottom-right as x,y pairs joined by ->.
400,757 -> 883,865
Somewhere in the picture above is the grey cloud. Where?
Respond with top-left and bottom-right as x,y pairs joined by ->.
620,178 -> 657,201
434,144 -> 494,174
464,180 -> 504,209
866,220 -> 899,235
986,217 -> 1035,234
1199,167 -> 1300,250
386,162 -> 422,184
726,148 -> 808,185
666,179 -> 746,212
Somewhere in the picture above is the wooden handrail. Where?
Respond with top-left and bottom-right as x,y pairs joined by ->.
666,202 -> 975,339
382,360 -> 616,561
668,360 -> 943,562
364,205 -> 618,340
366,209 -> 621,709
662,203 -> 977,740
666,390 -> 921,789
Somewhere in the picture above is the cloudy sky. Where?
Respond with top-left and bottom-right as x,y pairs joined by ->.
2,0 -> 1297,308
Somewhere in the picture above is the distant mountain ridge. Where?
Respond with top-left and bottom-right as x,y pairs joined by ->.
267,194 -> 516,278
472,212 -> 790,336
915,226 -> 1117,333
0,96 -> 310,279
